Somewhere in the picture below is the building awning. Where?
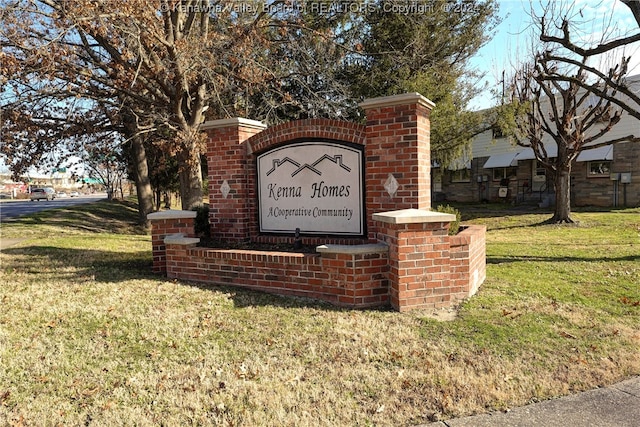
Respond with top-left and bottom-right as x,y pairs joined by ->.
516,144 -> 558,160
576,145 -> 613,162
482,152 -> 520,169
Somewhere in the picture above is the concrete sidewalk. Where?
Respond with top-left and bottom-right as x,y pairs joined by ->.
425,376 -> 640,427
0,238 -> 27,251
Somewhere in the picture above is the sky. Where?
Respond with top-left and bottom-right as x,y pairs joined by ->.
468,0 -> 640,110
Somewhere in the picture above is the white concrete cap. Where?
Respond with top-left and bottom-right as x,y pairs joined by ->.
358,93 -> 435,110
316,243 -> 389,255
372,208 -> 456,224
164,233 -> 200,245
147,210 -> 197,220
200,117 -> 267,131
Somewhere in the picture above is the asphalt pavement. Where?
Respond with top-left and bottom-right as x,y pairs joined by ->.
424,376 -> 640,427
0,193 -> 105,222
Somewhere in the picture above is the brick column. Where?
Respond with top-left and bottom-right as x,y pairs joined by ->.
316,243 -> 390,307
373,209 -> 456,312
147,210 -> 197,274
359,93 -> 435,240
202,118 -> 267,241
164,234 -> 201,279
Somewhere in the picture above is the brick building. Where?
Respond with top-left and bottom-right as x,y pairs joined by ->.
436,81 -> 640,208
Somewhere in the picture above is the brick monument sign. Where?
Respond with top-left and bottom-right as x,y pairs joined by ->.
148,93 -> 486,311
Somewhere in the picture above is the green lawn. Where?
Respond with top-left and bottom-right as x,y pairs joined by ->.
1,201 -> 638,426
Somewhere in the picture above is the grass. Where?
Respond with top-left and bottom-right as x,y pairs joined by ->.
1,201 -> 639,425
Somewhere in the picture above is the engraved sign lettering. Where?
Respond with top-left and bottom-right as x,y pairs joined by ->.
257,141 -> 364,235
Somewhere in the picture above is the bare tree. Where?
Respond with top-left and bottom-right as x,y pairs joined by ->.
534,0 -> 640,119
501,0 -> 640,223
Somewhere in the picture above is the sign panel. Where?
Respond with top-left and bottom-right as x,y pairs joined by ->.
257,141 -> 364,235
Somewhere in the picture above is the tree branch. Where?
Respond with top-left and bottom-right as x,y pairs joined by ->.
540,19 -> 640,56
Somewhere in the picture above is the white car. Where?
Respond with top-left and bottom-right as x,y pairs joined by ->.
69,191 -> 80,197
29,188 -> 56,201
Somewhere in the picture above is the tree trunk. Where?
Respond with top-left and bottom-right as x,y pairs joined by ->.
178,145 -> 204,210
552,168 -> 574,223
130,136 -> 154,225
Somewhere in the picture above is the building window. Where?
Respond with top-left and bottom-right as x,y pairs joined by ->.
492,167 -> 516,181
492,126 -> 504,139
588,161 -> 611,177
432,170 -> 443,192
533,161 -> 546,181
451,169 -> 471,183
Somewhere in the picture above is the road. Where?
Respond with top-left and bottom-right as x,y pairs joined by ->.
0,193 -> 107,222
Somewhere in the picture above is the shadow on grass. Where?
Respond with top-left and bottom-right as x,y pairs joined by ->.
456,203 -> 639,223
446,203 -> 552,220
3,246 -> 154,282
487,254 -> 640,265
181,279 -> 372,312
6,200 -> 148,235
2,245 -> 366,313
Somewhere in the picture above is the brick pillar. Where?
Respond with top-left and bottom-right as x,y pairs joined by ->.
316,243 -> 390,308
202,118 -> 267,241
147,210 -> 197,274
359,93 -> 434,240
164,234 -> 200,279
373,209 -> 456,312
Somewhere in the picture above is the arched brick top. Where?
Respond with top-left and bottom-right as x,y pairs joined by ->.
247,118 -> 367,155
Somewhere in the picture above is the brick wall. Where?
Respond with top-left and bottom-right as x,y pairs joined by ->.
147,211 -> 197,273
450,225 -> 487,299
148,92 -> 487,311
163,239 -> 389,309
149,208 -> 485,311
203,118 -> 266,241
374,209 -> 456,312
204,118 -> 367,242
360,94 -> 435,239
203,94 -> 437,244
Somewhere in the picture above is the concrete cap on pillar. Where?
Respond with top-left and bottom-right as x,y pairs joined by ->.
200,117 -> 267,131
147,210 -> 198,220
358,93 -> 435,110
373,208 -> 455,224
